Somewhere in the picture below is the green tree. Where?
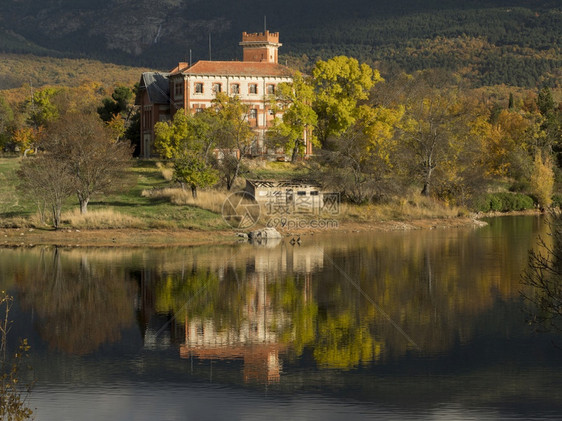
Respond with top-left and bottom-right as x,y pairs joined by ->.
97,86 -> 134,122
97,85 -> 138,144
537,87 -> 555,117
211,93 -> 254,190
154,110 -> 219,198
312,56 -> 382,146
173,155 -> 218,199
154,111 -> 191,160
155,111 -> 217,160
267,72 -> 318,162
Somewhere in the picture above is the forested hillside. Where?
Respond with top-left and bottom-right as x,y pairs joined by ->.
0,0 -> 560,88
0,54 -> 148,91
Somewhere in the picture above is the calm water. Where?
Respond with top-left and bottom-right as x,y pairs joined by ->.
1,215 -> 562,420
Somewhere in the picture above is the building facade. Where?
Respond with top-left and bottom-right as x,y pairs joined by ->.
136,31 -> 312,159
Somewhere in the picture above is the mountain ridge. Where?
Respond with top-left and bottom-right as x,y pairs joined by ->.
0,0 -> 560,87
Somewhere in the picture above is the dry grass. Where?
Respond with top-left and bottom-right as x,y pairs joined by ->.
0,210 -> 52,229
0,217 -> 33,229
141,186 -> 465,223
61,208 -> 143,229
141,188 -> 229,214
155,162 -> 174,181
340,192 -> 465,222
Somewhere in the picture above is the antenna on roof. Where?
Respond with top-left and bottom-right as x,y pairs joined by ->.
208,33 -> 212,61
264,15 -> 267,33
189,49 -> 192,66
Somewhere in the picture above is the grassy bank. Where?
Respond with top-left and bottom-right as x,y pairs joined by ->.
1,157 -> 470,230
1,157 -> 230,230
2,156 -> 517,249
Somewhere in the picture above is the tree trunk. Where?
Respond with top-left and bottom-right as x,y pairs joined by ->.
421,181 -> 430,196
52,205 -> 61,230
79,197 -> 89,214
421,165 -> 433,196
191,185 -> 197,199
290,141 -> 301,163
227,160 -> 241,191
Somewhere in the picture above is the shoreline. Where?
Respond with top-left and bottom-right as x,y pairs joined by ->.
0,213 -> 538,248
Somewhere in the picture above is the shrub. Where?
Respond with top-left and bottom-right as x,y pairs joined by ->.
473,192 -> 535,213
551,194 -> 562,209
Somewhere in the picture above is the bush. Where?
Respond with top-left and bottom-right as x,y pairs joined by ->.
474,192 -> 535,213
551,194 -> 562,209
509,180 -> 530,193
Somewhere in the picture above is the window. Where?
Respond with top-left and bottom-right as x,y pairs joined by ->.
212,83 -> 222,93
194,82 -> 203,93
249,109 -> 257,119
249,83 -> 258,94
195,108 -> 204,113
297,191 -> 307,196
230,84 -> 240,94
266,84 -> 275,95
174,83 -> 183,98
310,191 -> 319,196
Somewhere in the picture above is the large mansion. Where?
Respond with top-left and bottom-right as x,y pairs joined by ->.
136,30 -> 312,159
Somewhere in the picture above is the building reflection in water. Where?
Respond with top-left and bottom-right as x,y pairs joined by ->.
178,241 -> 322,384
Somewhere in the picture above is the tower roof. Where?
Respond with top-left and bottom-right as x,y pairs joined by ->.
239,30 -> 282,47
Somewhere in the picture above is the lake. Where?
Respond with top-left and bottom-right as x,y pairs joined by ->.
1,215 -> 562,420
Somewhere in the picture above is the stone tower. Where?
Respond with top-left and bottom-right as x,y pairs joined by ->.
240,30 -> 282,64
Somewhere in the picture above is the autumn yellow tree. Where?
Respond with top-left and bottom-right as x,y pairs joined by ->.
312,56 -> 383,146
529,151 -> 554,210
318,104 -> 404,204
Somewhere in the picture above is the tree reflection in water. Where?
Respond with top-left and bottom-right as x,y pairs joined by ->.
147,223 -> 544,381
16,248 -> 137,355
523,212 -> 562,332
0,217 -> 544,384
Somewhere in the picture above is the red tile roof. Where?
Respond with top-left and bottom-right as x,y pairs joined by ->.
170,60 -> 293,77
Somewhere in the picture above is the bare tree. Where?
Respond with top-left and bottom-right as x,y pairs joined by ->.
0,293 -> 34,420
18,154 -> 75,229
522,213 -> 562,332
317,123 -> 402,204
44,113 -> 133,214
